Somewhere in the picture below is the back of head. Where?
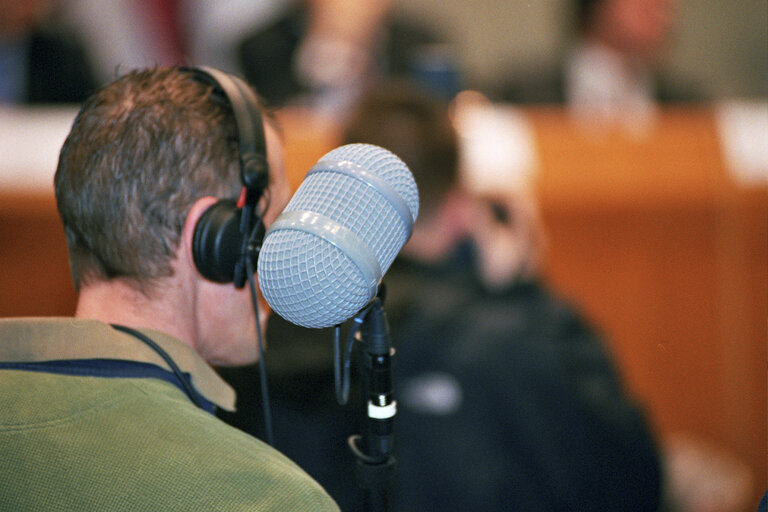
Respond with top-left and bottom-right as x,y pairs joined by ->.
342,80 -> 458,221
54,68 -> 245,293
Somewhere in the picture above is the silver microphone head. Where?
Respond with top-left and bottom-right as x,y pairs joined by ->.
258,143 -> 419,328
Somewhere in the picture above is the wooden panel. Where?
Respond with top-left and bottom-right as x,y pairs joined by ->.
0,192 -> 77,317
527,107 -> 766,511
276,107 -> 341,191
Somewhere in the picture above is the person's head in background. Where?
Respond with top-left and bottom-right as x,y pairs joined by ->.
342,80 -> 543,287
54,67 -> 290,365
343,80 -> 458,227
576,0 -> 679,65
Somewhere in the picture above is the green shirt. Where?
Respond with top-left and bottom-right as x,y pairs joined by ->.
0,318 -> 340,511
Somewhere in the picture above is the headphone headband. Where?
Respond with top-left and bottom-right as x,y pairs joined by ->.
185,66 -> 270,288
181,66 -> 269,193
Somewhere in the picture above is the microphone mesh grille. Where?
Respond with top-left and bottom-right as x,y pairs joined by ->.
287,171 -> 406,268
258,144 -> 418,328
258,230 -> 370,328
321,144 -> 419,222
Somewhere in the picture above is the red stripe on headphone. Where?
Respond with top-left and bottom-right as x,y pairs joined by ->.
236,187 -> 247,208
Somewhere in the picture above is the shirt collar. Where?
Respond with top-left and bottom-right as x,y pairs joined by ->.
565,41 -> 656,126
0,317 -> 236,411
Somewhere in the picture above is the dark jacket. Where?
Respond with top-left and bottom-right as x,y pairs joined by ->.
219,242 -> 662,511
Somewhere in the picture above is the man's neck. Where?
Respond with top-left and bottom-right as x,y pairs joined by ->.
75,278 -> 198,350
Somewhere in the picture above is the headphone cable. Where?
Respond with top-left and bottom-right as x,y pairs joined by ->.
245,194 -> 274,446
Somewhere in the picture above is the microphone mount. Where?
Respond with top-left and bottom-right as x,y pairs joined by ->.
346,292 -> 396,512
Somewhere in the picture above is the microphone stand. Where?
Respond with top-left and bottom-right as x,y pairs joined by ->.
348,295 -> 396,512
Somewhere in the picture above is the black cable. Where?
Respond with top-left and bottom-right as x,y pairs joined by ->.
334,306 -> 372,405
245,195 -> 274,446
333,326 -> 344,403
111,323 -> 206,410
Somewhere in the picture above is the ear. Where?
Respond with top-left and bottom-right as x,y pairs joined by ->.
181,196 -> 220,274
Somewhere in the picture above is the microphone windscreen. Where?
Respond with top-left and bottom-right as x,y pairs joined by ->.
258,143 -> 419,328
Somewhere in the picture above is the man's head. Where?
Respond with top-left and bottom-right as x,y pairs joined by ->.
56,67 -> 267,292
576,0 -> 679,63
342,80 -> 459,222
343,81 -> 544,284
55,67 -> 290,364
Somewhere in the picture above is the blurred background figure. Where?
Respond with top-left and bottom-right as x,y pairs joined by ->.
46,0 -> 762,106
219,79 -> 664,511
0,0 -> 96,104
498,0 -> 701,132
61,0 -> 283,85
236,0 -> 455,116
58,0 -> 456,118
347,80 -> 662,511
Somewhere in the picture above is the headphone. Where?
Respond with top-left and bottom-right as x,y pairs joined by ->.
184,66 -> 270,288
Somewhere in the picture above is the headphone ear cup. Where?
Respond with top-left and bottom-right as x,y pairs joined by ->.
192,199 -> 243,283
192,199 -> 266,284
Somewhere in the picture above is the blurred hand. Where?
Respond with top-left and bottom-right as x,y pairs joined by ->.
294,0 -> 393,104
467,192 -> 545,289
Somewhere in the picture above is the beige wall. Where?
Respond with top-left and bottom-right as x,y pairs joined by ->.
394,0 -> 766,98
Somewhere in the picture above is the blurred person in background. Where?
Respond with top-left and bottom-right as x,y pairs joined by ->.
57,0 -> 455,116
498,0 -> 702,131
60,0 -> 283,84
0,0 -> 96,104
219,79 -> 663,511
236,0 -> 450,116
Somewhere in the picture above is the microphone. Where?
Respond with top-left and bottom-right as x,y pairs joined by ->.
257,143 -> 419,328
